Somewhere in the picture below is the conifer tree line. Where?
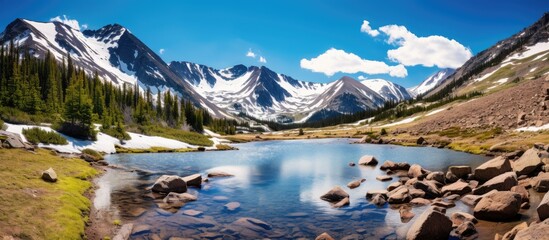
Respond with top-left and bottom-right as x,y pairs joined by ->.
0,42 -> 238,139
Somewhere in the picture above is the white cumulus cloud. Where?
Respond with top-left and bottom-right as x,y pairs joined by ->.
246,49 -> 256,58
378,24 -> 472,68
159,48 -> 165,55
50,15 -> 82,31
259,56 -> 267,63
360,20 -> 379,37
357,75 -> 367,80
81,24 -> 88,30
300,48 -> 407,77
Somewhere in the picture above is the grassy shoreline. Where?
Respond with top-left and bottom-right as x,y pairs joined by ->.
0,148 -> 99,239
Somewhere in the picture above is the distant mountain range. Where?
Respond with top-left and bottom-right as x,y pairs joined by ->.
0,18 -> 432,123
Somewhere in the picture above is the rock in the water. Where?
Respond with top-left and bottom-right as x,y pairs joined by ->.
387,186 -> 411,204
182,209 -> 203,217
474,156 -> 512,182
473,172 -> 517,195
371,194 -> 387,206
502,222 -> 528,240
445,171 -> 459,184
380,160 -> 410,171
113,223 -> 133,240
406,207 -> 452,240
537,192 -> 549,221
376,175 -> 393,181
408,164 -> 426,178
358,155 -> 378,166
152,175 -> 187,193
400,206 -> 415,223
451,221 -> 477,239
207,171 -> 234,178
315,232 -> 334,240
513,148 -> 542,176
182,174 -> 202,188
448,166 -> 472,179
426,171 -> 445,184
410,198 -> 431,206
511,185 -> 530,203
409,188 -> 426,199
450,212 -> 478,226
227,217 -> 272,238
366,189 -> 388,199
41,167 -> 57,183
225,202 -> 241,211
515,218 -> 549,240
131,224 -> 152,235
347,179 -> 362,189
473,191 -> 521,221
128,207 -> 147,217
320,186 -> 349,203
163,192 -> 197,208
414,180 -> 441,198
432,200 -> 456,209
348,162 -> 356,167
442,180 -> 472,196
387,182 -> 402,191
333,197 -> 350,208
533,176 -> 549,192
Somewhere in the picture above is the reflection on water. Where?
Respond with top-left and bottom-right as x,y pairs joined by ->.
99,138 -> 491,239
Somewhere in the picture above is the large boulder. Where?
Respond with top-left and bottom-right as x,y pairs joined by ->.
408,164 -> 426,178
413,180 -> 441,198
532,173 -> 549,192
380,160 -> 410,171
41,168 -> 57,183
0,131 -> 25,148
358,155 -> 378,166
474,156 -> 512,182
448,166 -> 472,179
472,172 -> 517,195
406,207 -> 452,240
473,191 -> 521,221
513,148 -> 543,176
537,192 -> 549,221
515,219 -> 549,240
320,186 -> 349,203
152,175 -> 187,193
182,174 -> 202,188
442,180 -> 472,196
451,221 -> 478,239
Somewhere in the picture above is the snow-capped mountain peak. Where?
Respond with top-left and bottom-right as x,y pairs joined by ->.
409,68 -> 455,97
360,78 -> 412,102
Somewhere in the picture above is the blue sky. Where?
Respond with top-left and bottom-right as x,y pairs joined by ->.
0,0 -> 547,87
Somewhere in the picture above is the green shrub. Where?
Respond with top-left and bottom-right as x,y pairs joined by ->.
22,127 -> 68,145
0,107 -> 57,125
55,122 -> 97,141
137,125 -> 213,146
100,124 -> 131,141
380,128 -> 388,135
81,148 -> 103,160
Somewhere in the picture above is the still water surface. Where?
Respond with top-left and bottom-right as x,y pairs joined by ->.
99,138 -> 491,239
